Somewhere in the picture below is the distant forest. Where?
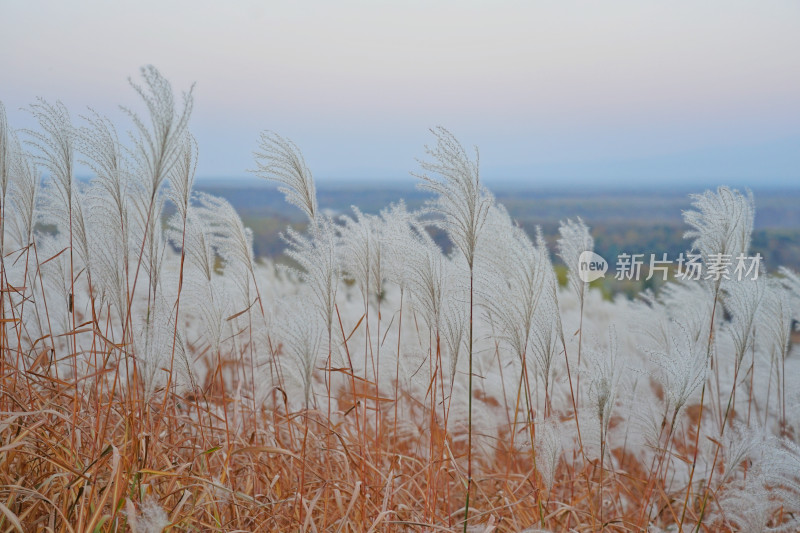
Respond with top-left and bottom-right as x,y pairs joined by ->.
197,181 -> 800,298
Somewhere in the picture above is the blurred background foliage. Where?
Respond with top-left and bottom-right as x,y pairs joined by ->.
193,181 -> 800,299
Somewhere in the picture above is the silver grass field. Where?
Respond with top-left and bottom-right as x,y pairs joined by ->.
1,67 -> 799,532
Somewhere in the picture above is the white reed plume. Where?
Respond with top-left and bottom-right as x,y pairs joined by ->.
758,278 -> 793,431
406,221 -> 449,334
717,476 -> 775,533
378,200 -> 416,290
718,276 -> 766,429
585,328 -> 621,451
26,100 -> 91,268
278,298 -> 324,409
442,295 -> 468,388
724,276 -> 766,367
530,297 -> 561,416
127,495 -> 170,533
91,222 -> 130,328
78,110 -> 133,273
557,217 -> 593,307
655,280 -> 715,349
647,321 -> 708,422
77,109 -> 131,235
251,133 -> 338,394
741,439 -> 800,531
557,216 -> 594,418
251,131 -> 317,223
178,205 -> 216,282
481,206 -> 549,366
683,186 -> 754,263
536,226 -> 572,393
415,127 -> 492,530
340,206 -> 375,308
134,292 -> 195,398
778,267 -> 800,316
535,418 -> 563,493
679,186 -> 754,528
25,99 -> 75,211
5,131 -> 40,251
415,126 -> 492,270
125,65 -> 194,200
198,192 -> 257,276
584,327 -> 621,525
764,275 -> 795,359
719,422 -> 766,486
282,217 -> 340,341
24,98 -> 89,389
130,188 -> 167,299
178,203 -> 231,355
167,133 -> 198,222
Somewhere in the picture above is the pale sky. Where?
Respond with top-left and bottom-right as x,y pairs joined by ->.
2,0 -> 799,186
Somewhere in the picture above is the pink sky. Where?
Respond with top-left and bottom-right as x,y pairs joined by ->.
2,0 -> 799,185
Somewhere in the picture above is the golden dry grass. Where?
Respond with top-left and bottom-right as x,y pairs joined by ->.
0,353 -> 726,532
